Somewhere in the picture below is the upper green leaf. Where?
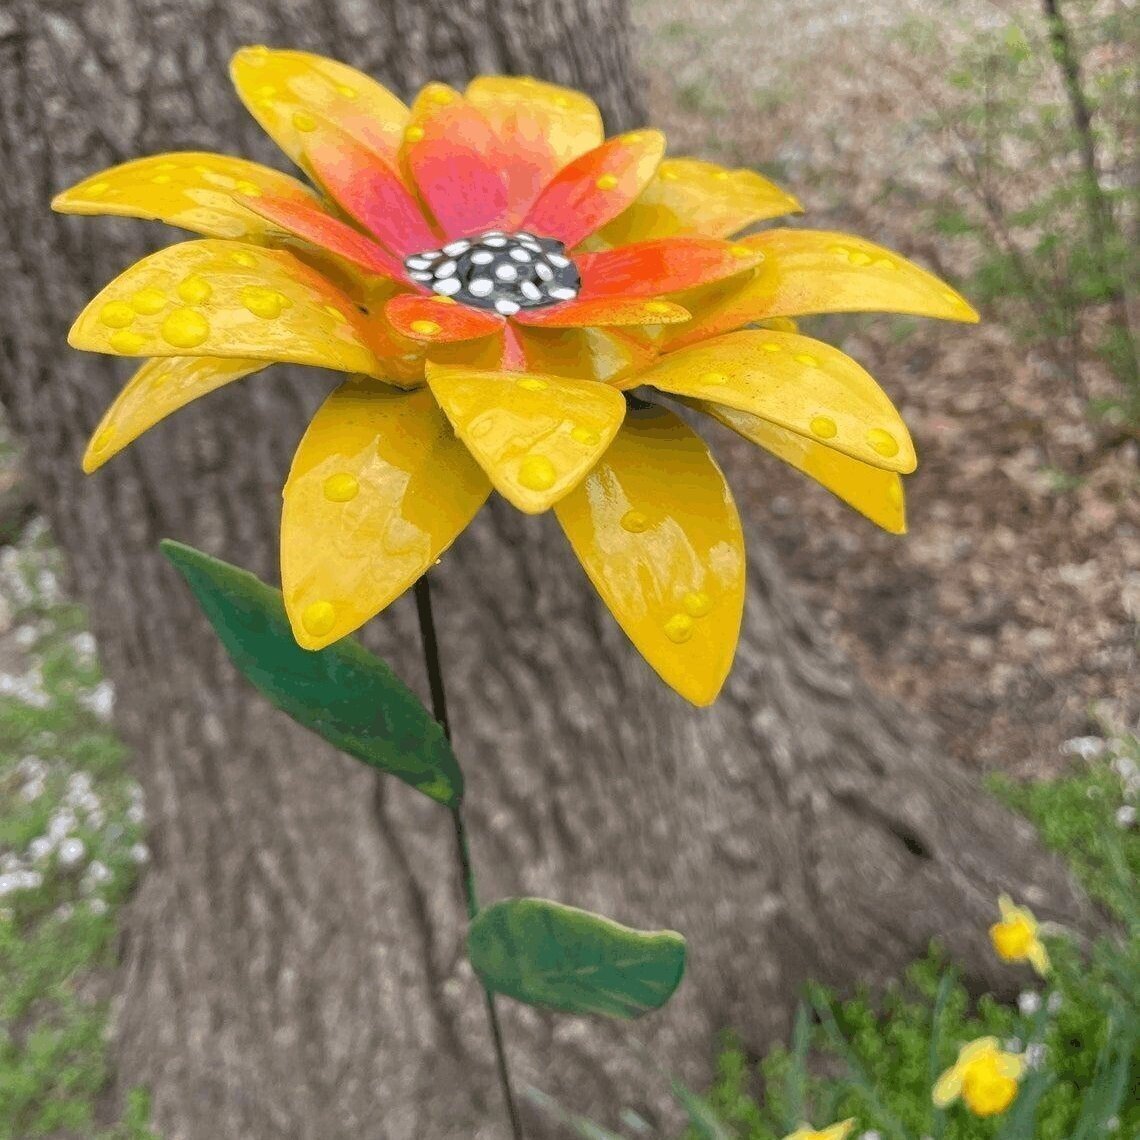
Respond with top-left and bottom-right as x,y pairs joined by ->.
161,540 -> 462,806
467,897 -> 686,1019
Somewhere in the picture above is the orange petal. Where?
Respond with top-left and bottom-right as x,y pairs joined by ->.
403,85 -> 510,239
303,126 -> 440,257
577,238 -> 763,298
465,76 -> 605,216
238,194 -> 406,277
522,131 -> 666,249
515,297 -> 689,329
595,157 -> 801,246
385,295 -> 504,343
230,46 -> 409,169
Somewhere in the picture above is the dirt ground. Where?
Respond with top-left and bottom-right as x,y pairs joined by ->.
633,0 -> 1138,775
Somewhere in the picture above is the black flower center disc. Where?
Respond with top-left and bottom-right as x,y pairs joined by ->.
403,231 -> 582,316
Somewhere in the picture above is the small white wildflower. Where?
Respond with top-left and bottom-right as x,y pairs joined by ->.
19,777 -> 45,802
0,869 -> 43,895
1025,1043 -> 1047,1068
129,843 -> 150,865
1004,1037 -> 1023,1053
57,837 -> 86,868
55,902 -> 74,921
79,680 -> 115,722
85,861 -> 112,884
77,793 -> 101,816
860,1132 -> 883,1140
47,810 -> 77,841
1062,736 -> 1105,760
1047,992 -> 1063,1013
0,854 -> 19,874
72,632 -> 96,658
13,624 -> 37,648
1018,991 -> 1042,1016
67,771 -> 93,796
17,755 -> 46,781
88,898 -> 108,916
27,837 -> 54,861
1116,805 -> 1136,828
1106,1116 -> 1119,1132
1112,755 -> 1137,781
126,803 -> 146,825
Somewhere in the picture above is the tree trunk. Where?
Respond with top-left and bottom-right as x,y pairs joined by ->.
0,2 -> 1097,1137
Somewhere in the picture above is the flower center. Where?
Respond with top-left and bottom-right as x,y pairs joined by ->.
403,231 -> 581,317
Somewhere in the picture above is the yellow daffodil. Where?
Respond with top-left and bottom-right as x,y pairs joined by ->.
781,1120 -> 856,1140
933,1037 -> 1024,1117
56,48 -> 977,705
990,894 -> 1050,975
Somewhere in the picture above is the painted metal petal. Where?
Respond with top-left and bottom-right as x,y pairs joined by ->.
282,382 -> 491,650
514,297 -> 689,329
426,364 -> 626,514
639,330 -> 916,473
385,295 -> 504,344
576,238 -> 764,298
553,401 -> 745,706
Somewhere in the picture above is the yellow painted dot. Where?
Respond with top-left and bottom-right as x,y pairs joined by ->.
301,601 -> 336,638
595,174 -> 619,190
699,370 -> 729,386
336,84 -> 358,99
177,275 -> 212,305
793,353 -> 819,366
682,591 -> 713,618
109,329 -> 146,353
156,161 -> 177,172
887,480 -> 903,507
517,377 -> 548,392
713,170 -> 731,182
645,301 -> 673,315
760,341 -> 783,352
729,245 -> 754,259
83,181 -> 111,199
430,294 -> 457,305
410,319 -> 441,336
151,174 -> 172,185
553,95 -> 571,108
620,509 -> 650,533
322,473 -> 360,502
256,84 -> 277,99
404,125 -> 425,143
873,257 -> 895,270
231,250 -> 258,267
428,87 -> 453,104
161,308 -> 210,349
659,169 -> 679,182
867,428 -> 900,458
810,415 -> 838,439
625,131 -> 643,143
663,613 -> 695,643
292,111 -> 318,132
518,455 -> 556,492
240,286 -> 290,319
129,288 -> 167,315
570,425 -> 600,446
848,250 -> 872,267
98,301 -> 136,328
234,179 -> 262,197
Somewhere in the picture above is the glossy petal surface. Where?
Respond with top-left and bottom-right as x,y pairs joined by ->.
577,238 -> 764,298
515,297 -> 689,329
282,382 -> 490,649
640,330 -> 916,472
465,76 -> 604,212
554,401 -> 745,706
689,398 -> 906,533
670,228 -> 979,347
303,126 -> 439,257
403,86 -> 510,239
51,152 -> 317,240
238,194 -> 405,277
385,295 -> 504,344
522,131 -> 666,250
231,47 -> 408,168
69,239 -> 389,377
83,356 -> 265,473
596,157 -> 801,246
518,326 -> 657,387
426,364 -> 626,513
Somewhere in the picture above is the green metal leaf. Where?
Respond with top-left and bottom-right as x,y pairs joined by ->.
161,540 -> 462,806
467,897 -> 686,1019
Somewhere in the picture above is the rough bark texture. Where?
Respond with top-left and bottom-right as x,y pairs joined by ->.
0,2 -> 1097,1137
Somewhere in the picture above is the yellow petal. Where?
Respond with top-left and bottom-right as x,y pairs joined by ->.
932,1064 -> 964,1108
517,325 -> 658,388
595,157 -> 801,247
69,239 -> 391,378
688,398 -> 906,533
230,46 -> 409,169
1027,941 -> 1050,977
669,228 -> 978,347
821,1123 -> 857,1140
425,365 -> 626,514
51,152 -> 318,240
640,330 -> 916,473
282,382 -> 490,649
553,401 -> 745,706
959,1036 -> 1001,1063
83,356 -> 265,473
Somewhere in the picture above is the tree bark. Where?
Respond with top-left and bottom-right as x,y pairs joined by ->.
0,2 -> 1097,1137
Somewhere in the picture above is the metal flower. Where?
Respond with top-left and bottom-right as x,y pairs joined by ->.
56,48 -> 978,705
933,1036 -> 1024,1117
990,894 -> 1050,975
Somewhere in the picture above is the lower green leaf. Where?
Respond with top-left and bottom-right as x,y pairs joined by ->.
161,540 -> 462,806
467,897 -> 686,1019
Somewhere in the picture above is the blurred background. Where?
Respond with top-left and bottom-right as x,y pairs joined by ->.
0,0 -> 1135,1137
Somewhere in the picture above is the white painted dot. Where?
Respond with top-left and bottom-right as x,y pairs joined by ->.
471,250 -> 494,266
535,262 -> 554,282
484,236 -> 507,248
468,278 -> 494,297
420,250 -> 441,259
515,231 -> 536,241
520,281 -> 542,301
521,241 -> 543,254
495,298 -> 520,315
549,286 -> 577,300
405,256 -> 432,271
495,263 -> 518,282
548,254 -> 570,268
482,230 -> 506,238
432,278 -> 461,295
443,239 -> 470,256
509,247 -> 532,262
433,259 -> 458,278
409,271 -> 433,282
